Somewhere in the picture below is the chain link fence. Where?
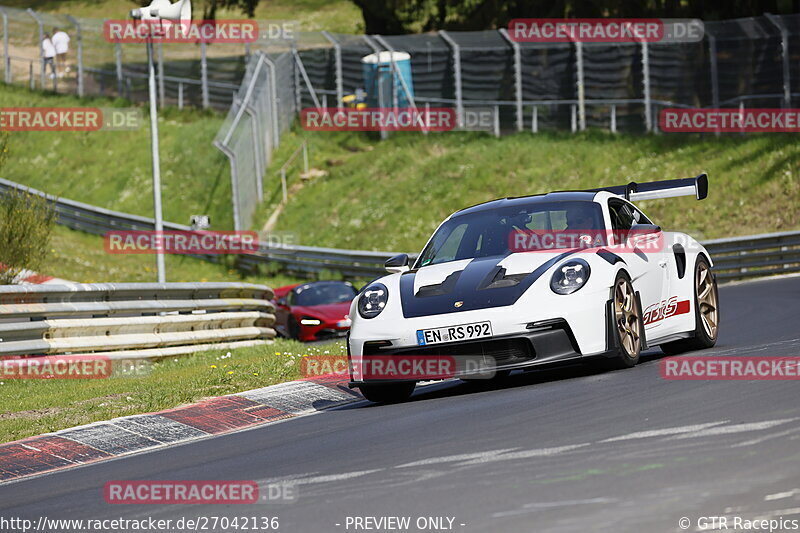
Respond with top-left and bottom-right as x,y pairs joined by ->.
0,4 -> 294,109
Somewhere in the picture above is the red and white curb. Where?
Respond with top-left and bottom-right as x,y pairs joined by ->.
0,374 -> 362,484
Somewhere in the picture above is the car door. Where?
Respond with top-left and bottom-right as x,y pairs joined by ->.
607,199 -> 664,331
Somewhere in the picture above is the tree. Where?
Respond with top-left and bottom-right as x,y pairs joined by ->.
198,0 -> 262,19
0,135 -> 57,285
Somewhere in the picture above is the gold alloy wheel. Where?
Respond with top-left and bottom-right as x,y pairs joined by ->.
614,278 -> 642,358
696,262 -> 719,340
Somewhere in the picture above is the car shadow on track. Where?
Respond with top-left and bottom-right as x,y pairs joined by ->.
331,347 -> 671,409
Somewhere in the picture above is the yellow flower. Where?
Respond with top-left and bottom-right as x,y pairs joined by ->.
253,373 -> 259,376
210,365 -> 217,368
227,371 -> 234,374
275,352 -> 281,355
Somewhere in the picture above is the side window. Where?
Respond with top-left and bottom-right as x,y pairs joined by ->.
608,200 -> 635,231
287,289 -> 297,306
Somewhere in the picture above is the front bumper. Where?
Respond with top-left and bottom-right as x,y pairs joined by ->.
348,319 -> 585,386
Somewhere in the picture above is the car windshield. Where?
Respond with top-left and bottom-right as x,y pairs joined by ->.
416,200 -> 605,267
293,282 -> 357,306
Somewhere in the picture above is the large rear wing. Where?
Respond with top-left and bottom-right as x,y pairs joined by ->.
590,173 -> 708,202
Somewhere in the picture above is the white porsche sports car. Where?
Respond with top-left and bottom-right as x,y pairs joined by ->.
347,175 -> 719,403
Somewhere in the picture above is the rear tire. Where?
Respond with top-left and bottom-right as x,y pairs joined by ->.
660,257 -> 719,355
358,382 -> 416,404
603,273 -> 644,369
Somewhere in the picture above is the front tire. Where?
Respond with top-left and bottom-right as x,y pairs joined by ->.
358,382 -> 416,403
605,273 -> 644,369
660,257 -> 719,355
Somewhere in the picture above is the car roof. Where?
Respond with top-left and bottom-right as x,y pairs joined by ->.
453,191 -> 599,217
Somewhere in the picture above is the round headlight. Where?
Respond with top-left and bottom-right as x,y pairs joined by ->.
358,283 -> 388,319
550,259 -> 591,295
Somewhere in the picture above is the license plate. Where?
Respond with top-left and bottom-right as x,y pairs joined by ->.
417,321 -> 492,346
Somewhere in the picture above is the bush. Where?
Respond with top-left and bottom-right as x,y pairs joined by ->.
0,183 -> 57,284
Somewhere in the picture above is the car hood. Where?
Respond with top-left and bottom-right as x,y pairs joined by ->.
293,302 -> 351,322
400,251 -> 581,318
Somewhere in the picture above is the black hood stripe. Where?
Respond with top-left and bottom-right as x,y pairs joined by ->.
400,250 -> 581,318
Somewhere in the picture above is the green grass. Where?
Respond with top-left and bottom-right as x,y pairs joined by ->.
42,225 -> 303,285
3,0 -> 365,34
0,339 -> 347,443
264,129 -> 800,252
1,84 -> 234,231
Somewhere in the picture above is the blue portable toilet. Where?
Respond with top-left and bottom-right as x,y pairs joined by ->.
361,51 -> 415,108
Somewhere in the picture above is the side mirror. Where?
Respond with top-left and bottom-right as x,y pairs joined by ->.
634,223 -> 662,234
385,253 -> 410,274
276,297 -> 288,307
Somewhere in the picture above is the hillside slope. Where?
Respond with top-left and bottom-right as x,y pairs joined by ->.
264,130 -> 800,252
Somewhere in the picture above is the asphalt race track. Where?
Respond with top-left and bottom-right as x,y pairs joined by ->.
2,275 -> 800,533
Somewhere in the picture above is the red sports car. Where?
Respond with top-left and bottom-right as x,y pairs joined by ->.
273,280 -> 358,341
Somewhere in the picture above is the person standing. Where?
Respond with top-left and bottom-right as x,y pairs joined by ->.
51,27 -> 70,77
41,33 -> 57,80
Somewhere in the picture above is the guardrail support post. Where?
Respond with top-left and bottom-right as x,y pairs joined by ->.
178,82 -> 184,109
499,29 -> 523,132
493,105 -> 500,137
1,8 -> 10,84
322,31 -> 343,106
201,41 -> 209,109
66,15 -> 83,97
571,104 -> 577,132
439,31 -> 464,128
531,106 -> 538,133
641,41 -> 652,132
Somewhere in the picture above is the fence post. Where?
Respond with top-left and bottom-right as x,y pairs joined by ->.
178,82 -> 184,109
292,47 -> 321,108
244,104 -> 264,198
29,61 -> 34,89
610,104 -> 617,133
493,105 -> 500,137
261,54 -> 281,149
571,104 -> 577,132
439,31 -> 464,128
281,168 -> 288,203
574,40 -> 586,131
201,41 -> 209,109
292,42 -> 302,111
765,13 -> 791,108
157,42 -> 165,108
641,41 -> 651,132
66,15 -> 83,97
1,8 -> 10,84
706,29 -> 720,136
531,106 -> 538,133
26,9 -> 46,89
302,141 -> 309,174
115,41 -> 123,96
322,31 -> 343,106
214,141 -> 241,231
499,29 -> 523,132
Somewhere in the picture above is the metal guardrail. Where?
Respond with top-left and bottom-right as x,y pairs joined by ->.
704,231 -> 800,281
1,177 -> 797,281
0,282 -> 276,359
